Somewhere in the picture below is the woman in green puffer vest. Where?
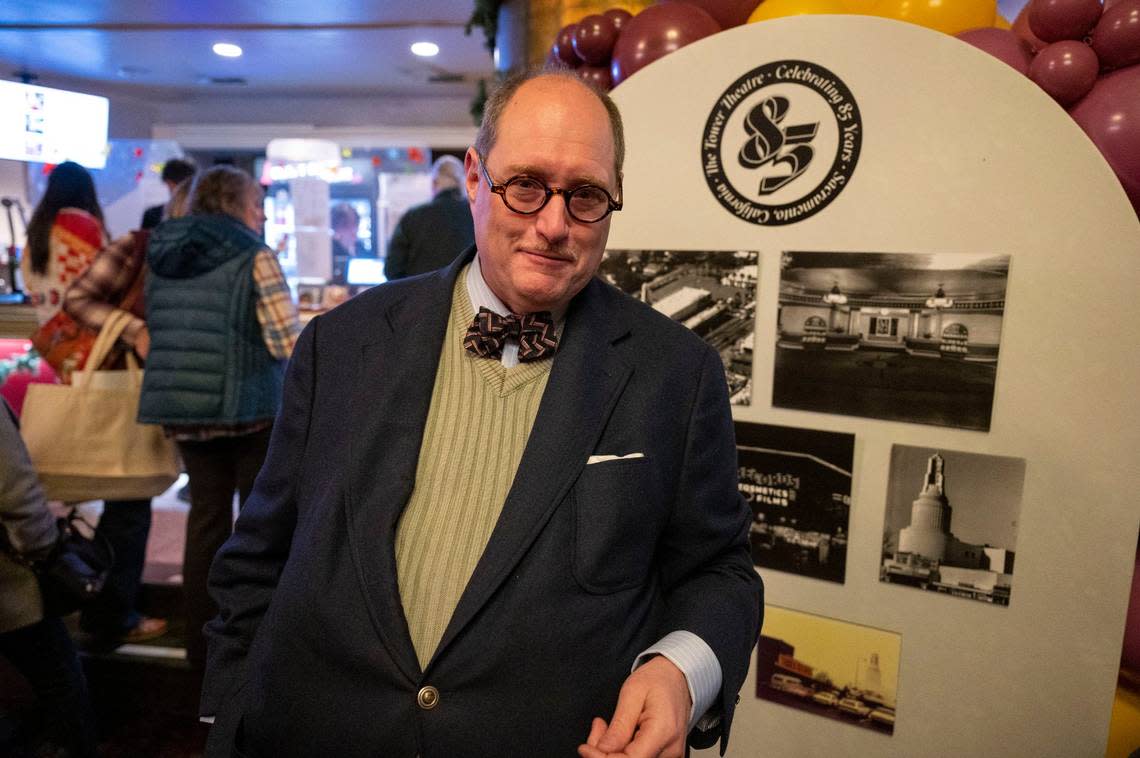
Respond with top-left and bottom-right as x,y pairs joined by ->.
139,165 -> 300,672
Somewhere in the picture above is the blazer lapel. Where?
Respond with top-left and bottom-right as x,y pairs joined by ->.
431,278 -> 633,665
344,250 -> 473,683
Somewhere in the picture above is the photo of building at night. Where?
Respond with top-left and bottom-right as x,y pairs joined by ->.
736,422 -> 855,584
773,251 -> 1010,430
756,606 -> 901,736
881,445 -> 1026,606
600,249 -> 758,404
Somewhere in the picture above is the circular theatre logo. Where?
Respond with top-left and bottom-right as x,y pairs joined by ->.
701,60 -> 862,226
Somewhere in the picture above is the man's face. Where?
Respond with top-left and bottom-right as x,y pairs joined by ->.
465,77 -> 619,315
334,210 -> 359,247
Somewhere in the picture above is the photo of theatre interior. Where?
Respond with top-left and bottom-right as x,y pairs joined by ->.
0,0 -> 1138,756
773,251 -> 1009,431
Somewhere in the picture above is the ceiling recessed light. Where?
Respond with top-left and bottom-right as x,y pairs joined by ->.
410,41 -> 440,58
213,42 -> 243,58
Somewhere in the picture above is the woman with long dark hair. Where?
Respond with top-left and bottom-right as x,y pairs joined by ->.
21,161 -> 107,324
22,161 -> 167,648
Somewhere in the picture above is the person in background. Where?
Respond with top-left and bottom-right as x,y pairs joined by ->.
23,161 -> 167,647
60,181 -> 196,649
21,161 -> 107,325
0,399 -> 98,758
383,154 -> 474,280
330,203 -> 365,286
138,166 -> 300,674
140,158 -> 197,230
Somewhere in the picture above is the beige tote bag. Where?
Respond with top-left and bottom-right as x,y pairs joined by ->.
20,310 -> 179,502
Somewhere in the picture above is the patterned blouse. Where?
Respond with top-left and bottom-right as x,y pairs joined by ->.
20,208 -> 105,325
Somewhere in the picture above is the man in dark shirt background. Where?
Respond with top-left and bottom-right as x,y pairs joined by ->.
383,155 -> 474,280
330,203 -> 367,286
140,158 -> 196,230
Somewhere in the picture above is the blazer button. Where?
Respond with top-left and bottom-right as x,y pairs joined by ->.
417,686 -> 440,710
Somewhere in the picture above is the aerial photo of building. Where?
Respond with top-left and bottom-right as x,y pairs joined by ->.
601,249 -> 758,404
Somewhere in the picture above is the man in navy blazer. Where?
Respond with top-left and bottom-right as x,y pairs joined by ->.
201,69 -> 761,758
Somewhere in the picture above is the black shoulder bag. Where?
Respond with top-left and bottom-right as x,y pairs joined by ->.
4,508 -> 115,617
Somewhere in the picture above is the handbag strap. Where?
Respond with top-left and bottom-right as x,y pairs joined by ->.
75,310 -> 131,389
2,508 -> 115,571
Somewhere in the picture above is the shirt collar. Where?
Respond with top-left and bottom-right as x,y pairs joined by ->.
465,252 -> 567,324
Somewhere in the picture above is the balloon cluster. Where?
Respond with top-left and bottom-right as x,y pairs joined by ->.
548,0 -> 1010,91
546,0 -> 1137,213
958,0 -> 1140,213
550,2 -> 737,90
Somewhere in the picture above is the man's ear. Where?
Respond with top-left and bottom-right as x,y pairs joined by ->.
464,148 -> 481,205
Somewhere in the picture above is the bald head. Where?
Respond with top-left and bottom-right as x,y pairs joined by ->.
474,68 -> 625,181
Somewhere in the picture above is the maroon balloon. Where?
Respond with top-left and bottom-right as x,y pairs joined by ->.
577,64 -> 614,91
1029,40 -> 1100,105
1013,5 -> 1050,52
604,8 -> 634,33
669,0 -> 763,29
1122,549 -> 1140,677
553,23 -> 582,67
1091,0 -> 1140,70
1070,65 -> 1140,213
573,14 -> 620,65
956,27 -> 1035,74
1028,0 -> 1103,42
611,3 -> 722,87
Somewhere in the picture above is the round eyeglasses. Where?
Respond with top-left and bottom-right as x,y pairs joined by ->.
478,154 -> 622,224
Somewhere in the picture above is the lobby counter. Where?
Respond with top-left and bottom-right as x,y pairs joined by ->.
0,303 -> 37,339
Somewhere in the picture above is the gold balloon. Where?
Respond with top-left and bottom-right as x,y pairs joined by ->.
866,0 -> 997,35
994,13 -> 1011,30
747,0 -> 851,23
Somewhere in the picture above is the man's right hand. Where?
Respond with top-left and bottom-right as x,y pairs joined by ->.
577,656 -> 691,758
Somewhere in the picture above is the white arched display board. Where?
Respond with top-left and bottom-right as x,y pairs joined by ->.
609,15 -> 1139,757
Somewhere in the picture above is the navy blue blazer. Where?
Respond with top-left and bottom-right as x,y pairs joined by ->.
201,248 -> 762,757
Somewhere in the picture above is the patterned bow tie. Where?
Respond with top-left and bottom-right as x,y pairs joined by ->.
463,307 -> 559,362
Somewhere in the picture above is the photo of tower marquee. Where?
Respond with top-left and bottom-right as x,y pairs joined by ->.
880,444 -> 1027,606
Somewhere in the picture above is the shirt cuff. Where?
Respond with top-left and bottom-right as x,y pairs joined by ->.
634,630 -> 722,732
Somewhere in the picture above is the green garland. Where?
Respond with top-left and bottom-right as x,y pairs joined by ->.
470,78 -> 489,125
465,0 -> 504,55
0,345 -> 39,386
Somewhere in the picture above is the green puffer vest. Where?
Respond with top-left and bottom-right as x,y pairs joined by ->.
138,214 -> 285,426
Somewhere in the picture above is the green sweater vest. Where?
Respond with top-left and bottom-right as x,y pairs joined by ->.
395,272 -> 553,668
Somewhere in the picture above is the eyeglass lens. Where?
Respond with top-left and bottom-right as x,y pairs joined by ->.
503,177 -> 613,222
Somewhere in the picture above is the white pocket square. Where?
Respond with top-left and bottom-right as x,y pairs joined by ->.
586,453 -> 645,464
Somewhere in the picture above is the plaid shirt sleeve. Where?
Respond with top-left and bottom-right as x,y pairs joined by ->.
62,233 -> 147,345
253,249 -> 300,360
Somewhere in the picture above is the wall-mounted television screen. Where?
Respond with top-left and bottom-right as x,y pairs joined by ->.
0,80 -> 109,169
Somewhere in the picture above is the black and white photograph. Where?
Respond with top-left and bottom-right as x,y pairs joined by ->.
736,421 -> 854,584
600,249 -> 757,405
757,605 -> 901,736
773,251 -> 1010,430
881,444 -> 1026,606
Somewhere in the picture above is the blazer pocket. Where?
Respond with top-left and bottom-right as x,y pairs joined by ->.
232,715 -> 255,758
572,457 -> 656,594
